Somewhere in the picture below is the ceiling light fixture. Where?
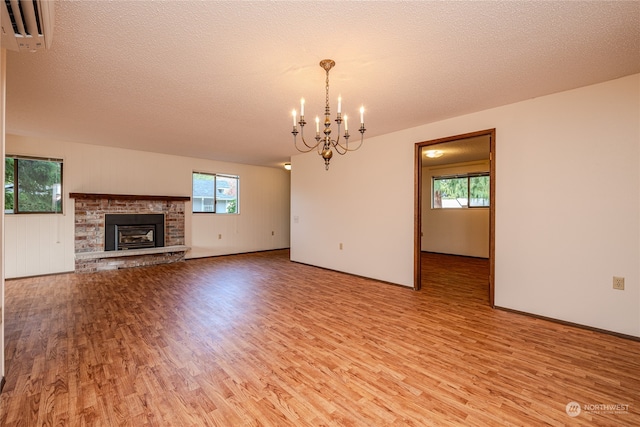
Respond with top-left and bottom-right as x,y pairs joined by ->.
291,59 -> 366,170
425,149 -> 444,158
284,162 -> 291,170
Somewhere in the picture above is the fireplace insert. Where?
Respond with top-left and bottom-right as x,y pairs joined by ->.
105,214 -> 165,251
116,224 -> 156,249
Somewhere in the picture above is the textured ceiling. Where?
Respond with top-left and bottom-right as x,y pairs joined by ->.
421,135 -> 490,168
4,1 -> 640,168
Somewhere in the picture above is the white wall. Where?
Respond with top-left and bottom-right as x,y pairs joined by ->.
421,161 -> 490,257
291,138 -> 415,285
292,74 -> 640,337
4,136 -> 291,278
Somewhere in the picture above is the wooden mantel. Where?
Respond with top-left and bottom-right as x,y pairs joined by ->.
69,193 -> 190,202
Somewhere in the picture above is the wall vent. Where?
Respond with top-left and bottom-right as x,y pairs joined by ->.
1,0 -> 54,52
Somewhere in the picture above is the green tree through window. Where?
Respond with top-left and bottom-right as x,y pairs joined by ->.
433,172 -> 489,209
5,156 -> 63,214
470,175 -> 490,207
5,157 -> 14,212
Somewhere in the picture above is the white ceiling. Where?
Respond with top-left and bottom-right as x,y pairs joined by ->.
4,1 -> 640,169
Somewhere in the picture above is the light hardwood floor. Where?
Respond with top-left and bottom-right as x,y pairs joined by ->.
1,250 -> 638,426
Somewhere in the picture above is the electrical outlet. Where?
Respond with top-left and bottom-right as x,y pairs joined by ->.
613,276 -> 625,290
218,234 -> 222,240
271,231 -> 275,236
339,243 -> 343,250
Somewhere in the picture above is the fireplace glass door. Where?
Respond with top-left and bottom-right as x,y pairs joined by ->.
116,225 -> 156,250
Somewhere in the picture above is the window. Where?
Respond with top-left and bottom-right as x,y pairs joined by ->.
5,156 -> 63,214
192,172 -> 239,214
432,173 -> 489,209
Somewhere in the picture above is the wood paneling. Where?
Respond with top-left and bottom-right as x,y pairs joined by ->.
1,250 -> 638,425
4,214 -> 74,278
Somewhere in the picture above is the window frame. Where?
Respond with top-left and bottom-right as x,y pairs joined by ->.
192,171 -> 240,214
5,155 -> 64,215
432,172 -> 489,209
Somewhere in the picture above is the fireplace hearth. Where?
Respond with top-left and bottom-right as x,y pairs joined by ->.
105,214 -> 164,251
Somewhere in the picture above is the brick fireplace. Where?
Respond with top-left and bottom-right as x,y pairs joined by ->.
70,193 -> 190,272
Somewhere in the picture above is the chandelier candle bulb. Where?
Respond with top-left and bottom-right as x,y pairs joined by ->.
292,109 -> 297,127
360,106 -> 364,124
338,96 -> 342,113
315,117 -> 320,133
344,115 -> 348,131
300,98 -> 305,117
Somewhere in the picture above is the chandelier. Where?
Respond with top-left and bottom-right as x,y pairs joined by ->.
291,59 -> 366,170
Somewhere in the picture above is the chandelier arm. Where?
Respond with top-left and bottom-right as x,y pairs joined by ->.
334,132 -> 364,154
293,119 -> 323,152
332,138 -> 344,155
332,139 -> 348,155
333,116 -> 342,146
295,136 -> 319,152
293,137 -> 318,153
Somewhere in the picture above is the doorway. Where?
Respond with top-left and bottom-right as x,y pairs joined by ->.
414,129 -> 495,307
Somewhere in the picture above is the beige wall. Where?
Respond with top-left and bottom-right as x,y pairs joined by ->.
4,136 -> 291,278
292,74 -> 640,337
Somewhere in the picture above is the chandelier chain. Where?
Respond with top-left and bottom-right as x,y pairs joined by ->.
325,68 -> 330,117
